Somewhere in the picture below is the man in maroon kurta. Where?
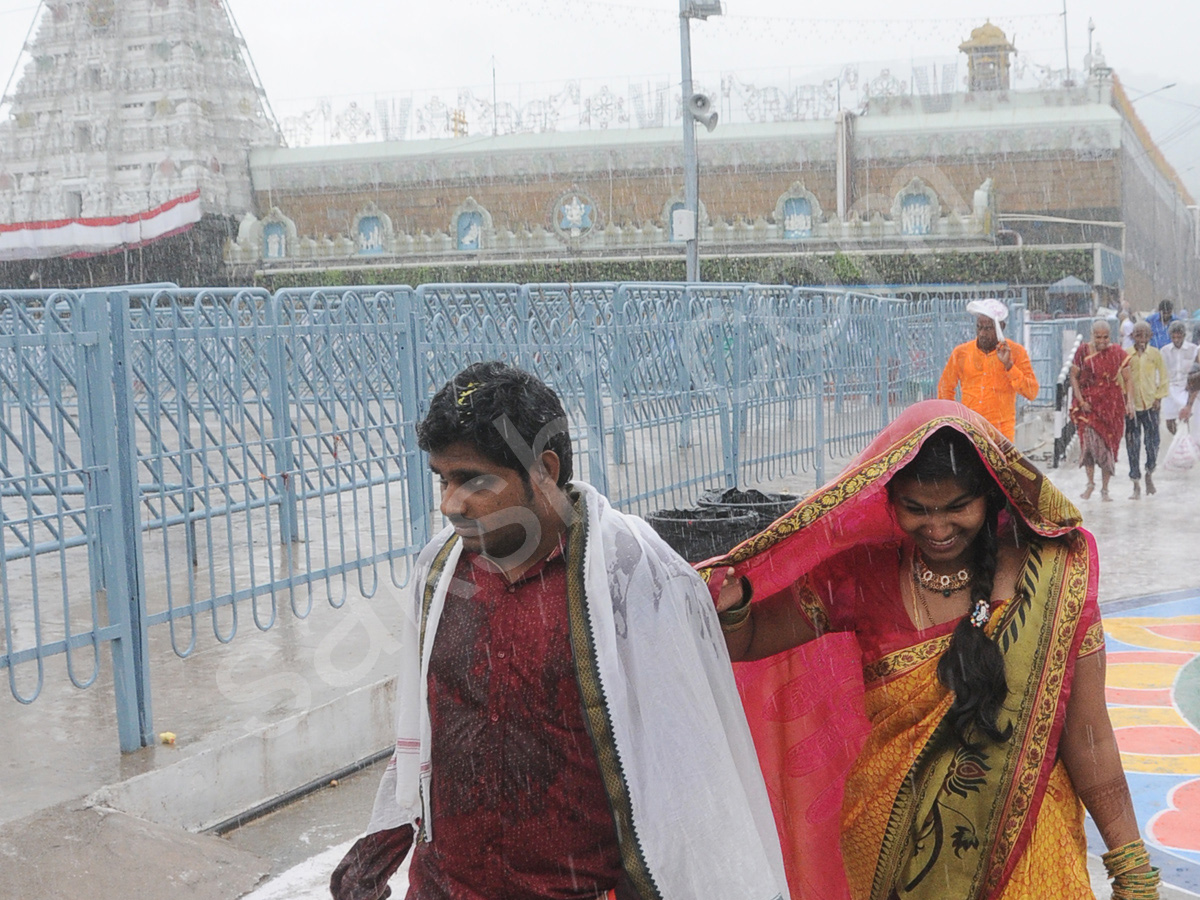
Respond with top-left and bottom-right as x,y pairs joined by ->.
330,362 -> 787,900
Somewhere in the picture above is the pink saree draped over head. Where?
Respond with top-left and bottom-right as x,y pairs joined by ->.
700,400 -> 1094,900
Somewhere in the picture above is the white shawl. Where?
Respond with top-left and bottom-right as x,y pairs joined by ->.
367,481 -> 788,900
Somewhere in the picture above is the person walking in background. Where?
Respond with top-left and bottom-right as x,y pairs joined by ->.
705,402 -> 1158,900
1125,321 -> 1170,498
1069,319 -> 1131,500
330,362 -> 787,900
1145,299 -> 1179,349
1119,310 -> 1136,351
937,298 -> 1039,441
1161,320 -> 1199,436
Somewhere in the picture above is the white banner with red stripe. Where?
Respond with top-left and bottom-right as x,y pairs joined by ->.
0,190 -> 203,261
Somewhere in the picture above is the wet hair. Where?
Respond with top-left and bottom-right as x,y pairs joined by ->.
1169,320 -> 1187,336
1160,299 -> 1174,316
1091,318 -> 1111,336
417,361 -> 573,487
889,427 -> 1015,748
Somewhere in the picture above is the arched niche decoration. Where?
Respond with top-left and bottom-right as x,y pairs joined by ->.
352,202 -> 394,255
773,182 -> 823,240
259,207 -> 299,260
451,197 -> 494,251
891,177 -> 940,236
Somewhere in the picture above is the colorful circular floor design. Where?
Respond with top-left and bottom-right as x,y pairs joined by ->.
1093,591 -> 1200,894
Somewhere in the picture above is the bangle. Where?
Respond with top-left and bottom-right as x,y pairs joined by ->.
1103,839 -> 1152,879
718,583 -> 752,633
1112,868 -> 1160,900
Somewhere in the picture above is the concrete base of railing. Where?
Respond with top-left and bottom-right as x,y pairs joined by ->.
87,676 -> 397,833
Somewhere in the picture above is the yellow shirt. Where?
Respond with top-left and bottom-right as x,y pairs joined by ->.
937,340 -> 1040,440
1126,346 -> 1169,411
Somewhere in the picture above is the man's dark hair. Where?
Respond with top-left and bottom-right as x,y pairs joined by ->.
1159,299 -> 1174,317
417,361 -> 573,487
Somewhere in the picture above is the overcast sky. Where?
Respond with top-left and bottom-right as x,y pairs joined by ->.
1,0 -> 1197,187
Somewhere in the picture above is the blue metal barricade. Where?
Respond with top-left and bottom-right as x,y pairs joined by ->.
0,280 -> 1074,749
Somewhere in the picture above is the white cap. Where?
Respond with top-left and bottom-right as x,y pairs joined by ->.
966,298 -> 1008,340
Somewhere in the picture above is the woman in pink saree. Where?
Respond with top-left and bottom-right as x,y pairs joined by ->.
703,400 -> 1156,900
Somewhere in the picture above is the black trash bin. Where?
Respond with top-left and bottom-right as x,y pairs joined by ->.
645,507 -> 758,564
697,487 -> 800,532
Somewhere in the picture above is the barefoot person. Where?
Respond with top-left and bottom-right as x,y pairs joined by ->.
1125,321 -> 1170,497
704,401 -> 1158,900
1069,319 -> 1132,500
1161,320 -> 1199,436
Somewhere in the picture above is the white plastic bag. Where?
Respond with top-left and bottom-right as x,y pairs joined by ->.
1163,430 -> 1200,472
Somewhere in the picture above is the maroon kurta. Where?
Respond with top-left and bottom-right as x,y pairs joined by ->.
405,544 -> 625,899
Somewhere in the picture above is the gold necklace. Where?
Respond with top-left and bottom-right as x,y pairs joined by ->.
912,552 -> 972,598
910,574 -> 936,627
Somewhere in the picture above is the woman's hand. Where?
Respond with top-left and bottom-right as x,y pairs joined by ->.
714,566 -> 746,612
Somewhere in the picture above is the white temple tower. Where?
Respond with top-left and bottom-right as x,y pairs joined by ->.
0,0 -> 279,261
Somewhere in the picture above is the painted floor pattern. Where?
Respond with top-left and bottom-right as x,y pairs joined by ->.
1093,591 -> 1200,895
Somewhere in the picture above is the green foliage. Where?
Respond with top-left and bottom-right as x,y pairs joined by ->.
254,248 -> 1094,291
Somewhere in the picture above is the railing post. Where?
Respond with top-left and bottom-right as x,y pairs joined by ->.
579,298 -> 610,497
609,287 -> 628,465
724,287 -> 748,488
397,289 -> 432,550
94,290 -> 153,750
813,290 -> 826,487
266,292 -> 299,548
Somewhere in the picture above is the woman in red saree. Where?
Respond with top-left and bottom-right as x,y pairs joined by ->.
704,400 -> 1156,900
1069,319 -> 1133,500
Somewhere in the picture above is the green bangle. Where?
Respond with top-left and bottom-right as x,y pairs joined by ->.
1103,839 -> 1151,879
1111,867 -> 1160,900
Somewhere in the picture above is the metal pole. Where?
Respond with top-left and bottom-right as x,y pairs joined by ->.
679,2 -> 699,282
1061,0 -> 1071,84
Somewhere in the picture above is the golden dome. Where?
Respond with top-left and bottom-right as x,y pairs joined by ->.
959,21 -> 1016,52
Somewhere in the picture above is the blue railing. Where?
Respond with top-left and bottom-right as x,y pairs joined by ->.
1,281 -> 1033,749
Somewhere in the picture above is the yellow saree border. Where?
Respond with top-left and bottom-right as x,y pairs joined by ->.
867,534 -> 1091,900
862,633 -> 953,686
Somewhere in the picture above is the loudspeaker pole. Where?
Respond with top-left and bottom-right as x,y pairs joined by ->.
679,0 -> 700,282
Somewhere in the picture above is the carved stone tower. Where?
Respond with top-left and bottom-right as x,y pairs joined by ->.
0,0 -> 279,257
959,22 -> 1016,93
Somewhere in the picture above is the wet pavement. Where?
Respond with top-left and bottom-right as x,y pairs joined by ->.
2,415 -> 1198,898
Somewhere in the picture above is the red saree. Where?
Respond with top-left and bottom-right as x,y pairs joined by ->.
1070,342 -> 1129,458
702,400 -> 1102,900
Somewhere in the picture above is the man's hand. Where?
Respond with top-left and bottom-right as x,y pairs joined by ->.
995,340 -> 1013,370
1182,403 -> 1193,422
330,827 -> 414,900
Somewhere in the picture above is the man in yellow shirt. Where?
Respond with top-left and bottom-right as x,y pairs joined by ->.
1125,321 -> 1170,497
937,299 -> 1039,441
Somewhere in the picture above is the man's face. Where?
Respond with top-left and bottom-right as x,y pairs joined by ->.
430,441 -> 557,564
1171,329 -> 1185,348
975,316 -> 1000,352
1132,323 -> 1151,352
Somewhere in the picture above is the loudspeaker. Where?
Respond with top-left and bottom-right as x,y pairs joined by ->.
687,93 -> 719,132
